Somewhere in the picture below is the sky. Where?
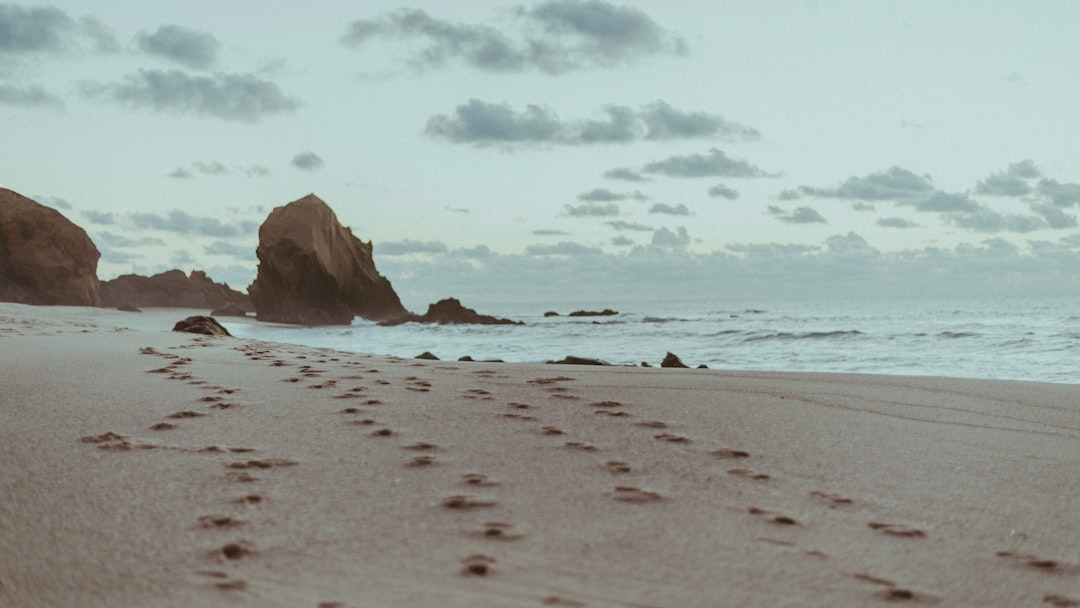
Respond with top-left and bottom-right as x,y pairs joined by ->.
3,0 -> 1080,309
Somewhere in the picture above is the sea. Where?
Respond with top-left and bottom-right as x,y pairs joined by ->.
222,295 -> 1080,385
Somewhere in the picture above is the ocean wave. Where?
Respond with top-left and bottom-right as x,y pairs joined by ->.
743,330 -> 863,342
938,331 -> 978,339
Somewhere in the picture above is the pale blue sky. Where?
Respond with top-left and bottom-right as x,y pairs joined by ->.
2,1 -> 1079,307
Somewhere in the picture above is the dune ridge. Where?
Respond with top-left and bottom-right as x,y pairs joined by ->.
1,303 -> 1077,607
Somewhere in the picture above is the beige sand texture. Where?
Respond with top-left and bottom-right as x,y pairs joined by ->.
1,303 -> 1078,607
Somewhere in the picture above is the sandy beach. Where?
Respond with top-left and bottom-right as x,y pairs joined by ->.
1,303 -> 1077,607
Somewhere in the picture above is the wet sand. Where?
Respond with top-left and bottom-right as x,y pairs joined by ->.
1,303 -> 1078,607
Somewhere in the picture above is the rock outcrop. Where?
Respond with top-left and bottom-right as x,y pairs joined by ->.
172,315 -> 232,336
248,194 -> 407,325
661,352 -> 690,368
100,269 -> 251,312
380,298 -> 522,327
0,188 -> 101,306
547,356 -> 611,366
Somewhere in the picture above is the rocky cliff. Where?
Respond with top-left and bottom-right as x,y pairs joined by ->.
0,188 -> 101,306
248,194 -> 407,325
100,269 -> 252,311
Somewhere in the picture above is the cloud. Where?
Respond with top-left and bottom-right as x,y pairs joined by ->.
532,229 -> 571,236
611,235 -> 634,246
452,245 -> 492,259
81,210 -> 117,224
137,25 -> 220,70
640,101 -> 759,141
526,241 -> 604,256
877,217 -> 917,228
83,69 -> 300,122
642,148 -> 775,178
244,165 -> 270,177
1032,204 -> 1077,229
34,195 -> 71,210
650,226 -> 689,248
798,166 -> 934,201
93,231 -> 166,247
1037,178 -> 1080,207
168,167 -> 193,179
577,188 -> 646,202
605,220 -> 652,231
343,1 -> 684,74
0,83 -> 63,108
377,239 -> 449,256
564,201 -> 619,217
292,151 -> 324,171
204,240 -> 256,260
80,16 -> 120,53
130,210 -> 258,237
0,4 -> 71,54
948,209 -> 1046,233
648,203 -> 691,216
604,167 -> 649,182
974,160 -> 1040,197
768,205 -> 826,224
708,184 -> 739,200
425,99 -> 756,147
193,161 -> 228,175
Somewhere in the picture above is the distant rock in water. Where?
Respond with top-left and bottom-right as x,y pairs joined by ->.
173,315 -> 231,336
415,351 -> 440,360
100,269 -> 251,311
547,356 -> 611,366
661,352 -> 689,368
381,298 -> 522,326
0,188 -> 101,306
248,194 -> 407,326
544,311 -> 560,317
568,309 -> 618,317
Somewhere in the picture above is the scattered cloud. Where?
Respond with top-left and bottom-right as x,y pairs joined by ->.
425,99 -> 756,147
0,83 -> 63,108
377,239 -> 449,255
83,69 -> 300,122
292,151 -> 324,171
80,16 -> 120,53
0,4 -> 71,54
137,25 -> 220,70
564,201 -> 619,217
244,165 -> 270,177
93,231 -> 166,247
342,1 -> 685,74
1037,178 -> 1080,207
204,240 -> 256,260
768,205 -> 826,224
642,148 -> 776,178
877,217 -> 917,228
650,226 -> 689,248
708,184 -> 739,200
604,167 -> 649,182
532,229 -> 571,236
974,159 -> 1039,197
130,210 -> 258,237
798,166 -> 934,201
605,220 -> 652,231
167,167 -> 193,179
526,241 -> 603,256
33,195 -> 71,210
611,235 -> 634,246
648,203 -> 691,216
81,210 -> 117,224
577,188 -> 646,202
194,161 -> 228,175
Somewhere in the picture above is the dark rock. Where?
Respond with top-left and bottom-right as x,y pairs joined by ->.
415,351 -> 440,360
173,316 -> 232,337
661,352 -> 689,368
211,305 -> 249,318
116,305 -> 142,313
640,362 -> 652,367
0,188 -> 101,306
381,298 -> 522,327
458,355 -> 474,362
547,356 -> 611,366
248,194 -> 407,325
543,311 -> 560,317
697,364 -> 709,369
568,309 -> 618,317
100,269 -> 251,311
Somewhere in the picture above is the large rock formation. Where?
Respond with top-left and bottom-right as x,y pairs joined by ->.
248,194 -> 407,325
0,188 -> 101,306
380,298 -> 523,327
100,269 -> 252,312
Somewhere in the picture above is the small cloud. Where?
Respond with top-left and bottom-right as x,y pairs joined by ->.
604,167 -> 649,182
167,167 -> 193,178
648,203 -> 692,216
707,184 -> 739,200
292,151 -> 324,171
452,244 -> 491,258
643,148 -> 775,178
130,210 -> 258,237
877,217 -> 917,228
34,195 -> 71,210
974,160 -> 1040,197
193,161 -> 228,175
82,210 -> 117,224
611,235 -> 634,246
532,229 -> 571,236
768,205 -> 826,224
244,165 -> 270,177
0,83 -> 64,108
605,220 -> 652,231
1037,178 -> 1080,207
376,239 -> 449,255
577,188 -> 647,202
564,201 -> 619,217
136,25 -> 220,70
526,241 -> 603,256
0,4 -> 72,54
204,240 -> 256,260
650,226 -> 690,248
799,166 -> 934,201
640,101 -> 759,141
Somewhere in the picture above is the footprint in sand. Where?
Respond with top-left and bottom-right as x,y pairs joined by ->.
594,410 -> 630,417
474,522 -> 524,541
168,410 -> 207,419
564,441 -> 598,451
604,460 -> 632,474
150,422 -> 176,431
540,426 -> 565,436
370,428 -> 397,437
609,486 -> 663,503
728,468 -> 771,481
711,448 -> 751,459
442,495 -> 497,509
1044,595 -> 1080,607
587,400 -> 624,408
407,455 -> 437,467
996,551 -> 1075,573
507,402 -> 532,409
225,458 -> 298,470
654,433 -> 691,444
462,473 -> 500,487
868,522 -> 926,538
748,506 -> 800,526
461,554 -> 496,576
809,491 -> 854,507
198,515 -> 245,529
213,541 -> 255,560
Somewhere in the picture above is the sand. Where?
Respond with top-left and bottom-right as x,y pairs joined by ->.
1,303 -> 1077,607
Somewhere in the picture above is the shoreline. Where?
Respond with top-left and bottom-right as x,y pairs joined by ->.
1,303 -> 1078,607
